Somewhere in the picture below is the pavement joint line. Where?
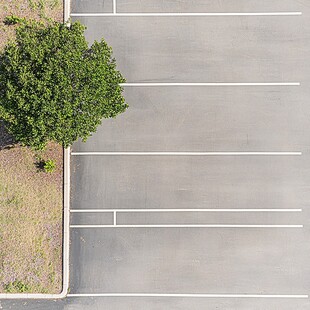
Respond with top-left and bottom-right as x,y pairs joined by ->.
67,293 -> 308,298
70,208 -> 302,213
70,12 -> 302,17
120,82 -> 300,86
70,225 -> 303,228
70,152 -> 302,156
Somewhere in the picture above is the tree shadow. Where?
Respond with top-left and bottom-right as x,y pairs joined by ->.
0,120 -> 16,150
34,159 -> 45,172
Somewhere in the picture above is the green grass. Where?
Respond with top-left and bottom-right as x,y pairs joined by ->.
5,281 -> 31,293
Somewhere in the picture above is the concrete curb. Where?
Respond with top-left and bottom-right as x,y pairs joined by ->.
0,1 -> 71,299
61,147 -> 70,298
64,0 -> 70,23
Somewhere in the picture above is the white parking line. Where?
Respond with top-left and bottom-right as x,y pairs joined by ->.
70,12 -> 302,17
113,0 -> 116,14
70,208 -> 302,213
70,224 -> 303,228
67,293 -> 308,298
71,152 -> 302,156
113,211 -> 117,226
121,82 -> 300,87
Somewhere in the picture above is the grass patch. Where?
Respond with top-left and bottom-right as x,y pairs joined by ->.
0,137 -> 63,293
5,280 -> 31,293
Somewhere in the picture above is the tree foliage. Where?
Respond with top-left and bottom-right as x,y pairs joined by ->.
0,20 -> 127,149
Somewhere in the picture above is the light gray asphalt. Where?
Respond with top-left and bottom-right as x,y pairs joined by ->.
76,16 -> 305,83
2,297 -> 310,310
115,0 -> 302,13
72,87 -> 310,152
69,228 -> 310,293
71,156 -> 310,211
4,0 -> 310,309
68,0 -> 310,307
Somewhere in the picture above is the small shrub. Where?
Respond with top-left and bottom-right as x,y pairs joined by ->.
44,159 -> 56,173
3,15 -> 26,25
5,280 -> 30,293
6,194 -> 21,206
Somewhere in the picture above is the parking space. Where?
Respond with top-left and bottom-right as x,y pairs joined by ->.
72,87 -> 310,152
115,0 -> 302,13
71,0 -> 304,15
68,0 -> 310,309
73,15 -> 304,83
71,0 -> 112,13
70,228 -> 310,293
71,156 -> 309,211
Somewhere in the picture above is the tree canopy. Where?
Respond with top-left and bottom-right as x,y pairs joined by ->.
0,20 -> 127,149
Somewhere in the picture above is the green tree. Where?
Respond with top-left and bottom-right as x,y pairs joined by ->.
0,20 -> 127,149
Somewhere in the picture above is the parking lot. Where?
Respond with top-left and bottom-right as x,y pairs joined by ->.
67,0 -> 310,309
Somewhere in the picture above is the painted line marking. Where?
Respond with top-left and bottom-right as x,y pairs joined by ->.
71,152 -> 302,156
70,225 -> 303,228
70,12 -> 302,17
113,211 -> 117,226
121,82 -> 300,87
113,0 -> 116,14
70,209 -> 302,213
67,293 -> 308,299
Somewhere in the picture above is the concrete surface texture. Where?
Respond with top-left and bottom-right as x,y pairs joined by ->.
4,0 -> 310,309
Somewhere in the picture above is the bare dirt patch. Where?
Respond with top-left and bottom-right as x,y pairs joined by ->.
0,0 -> 63,51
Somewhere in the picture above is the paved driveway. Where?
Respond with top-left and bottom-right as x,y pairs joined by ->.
3,0 -> 310,309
